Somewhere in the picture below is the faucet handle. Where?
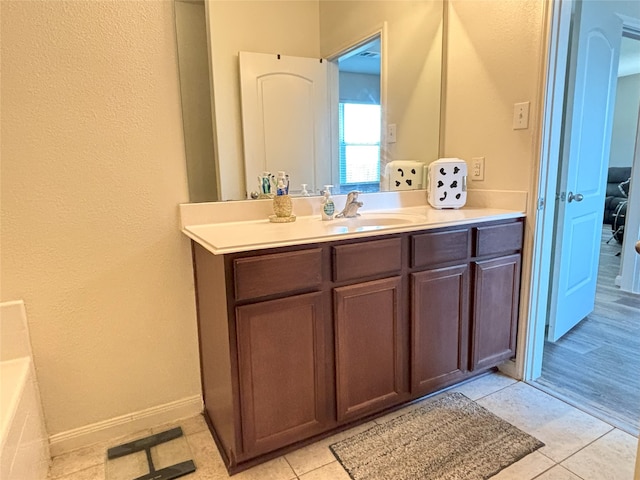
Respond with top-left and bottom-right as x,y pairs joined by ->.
346,190 -> 361,202
336,190 -> 363,218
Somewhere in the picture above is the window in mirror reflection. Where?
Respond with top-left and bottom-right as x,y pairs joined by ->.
339,103 -> 381,191
335,36 -> 382,194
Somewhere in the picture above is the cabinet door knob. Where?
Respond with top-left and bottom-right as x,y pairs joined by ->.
567,192 -> 584,203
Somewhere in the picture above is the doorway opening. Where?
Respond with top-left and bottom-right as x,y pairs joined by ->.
527,0 -> 640,436
329,33 -> 384,194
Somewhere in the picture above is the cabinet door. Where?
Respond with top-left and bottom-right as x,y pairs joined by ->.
411,265 -> 469,396
471,255 -> 521,370
236,292 -> 330,456
334,277 -> 406,422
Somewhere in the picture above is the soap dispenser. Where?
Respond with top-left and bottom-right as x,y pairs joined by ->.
321,185 -> 335,221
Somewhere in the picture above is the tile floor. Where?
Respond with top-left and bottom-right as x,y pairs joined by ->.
47,373 -> 639,480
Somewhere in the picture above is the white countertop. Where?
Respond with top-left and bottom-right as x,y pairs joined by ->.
182,204 -> 524,255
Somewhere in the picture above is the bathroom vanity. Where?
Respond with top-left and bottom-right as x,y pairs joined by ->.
182,202 -> 524,473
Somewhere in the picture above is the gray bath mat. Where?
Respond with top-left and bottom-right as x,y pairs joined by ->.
330,392 -> 544,480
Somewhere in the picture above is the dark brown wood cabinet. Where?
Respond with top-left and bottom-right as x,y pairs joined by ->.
236,292 -> 331,456
411,265 -> 469,395
471,254 -> 521,370
334,276 -> 406,422
191,217 -> 524,473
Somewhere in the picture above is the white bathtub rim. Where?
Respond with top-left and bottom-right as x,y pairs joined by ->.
0,356 -> 31,452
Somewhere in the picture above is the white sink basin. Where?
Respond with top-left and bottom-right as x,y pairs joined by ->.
324,213 -> 424,233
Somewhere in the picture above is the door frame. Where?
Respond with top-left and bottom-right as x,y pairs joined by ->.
617,30 -> 640,293
517,2 -> 640,475
522,0 -> 572,381
325,23 -> 388,190
523,0 -> 640,381
547,0 -> 626,342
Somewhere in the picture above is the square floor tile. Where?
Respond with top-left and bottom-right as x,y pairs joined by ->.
185,430 -> 296,480
106,430 -> 194,480
298,461 -> 351,480
451,372 -> 518,401
231,457 -> 297,480
477,382 -> 613,462
561,428 -> 637,480
151,436 -> 194,471
533,465 -> 583,479
284,422 -> 375,476
48,443 -> 108,478
184,430 -> 229,478
489,451 -> 556,479
48,429 -> 155,479
106,451 -> 148,480
48,464 -> 106,480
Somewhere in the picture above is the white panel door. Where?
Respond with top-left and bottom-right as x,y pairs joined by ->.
548,1 -> 623,341
239,52 -> 330,198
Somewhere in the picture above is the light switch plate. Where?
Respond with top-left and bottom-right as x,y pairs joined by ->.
388,124 -> 397,143
513,102 -> 530,130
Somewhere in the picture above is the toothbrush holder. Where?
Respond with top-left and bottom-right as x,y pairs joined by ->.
270,194 -> 296,222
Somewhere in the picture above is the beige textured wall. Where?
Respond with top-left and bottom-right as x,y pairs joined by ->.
1,0 -> 201,436
443,0 -> 546,192
207,0 -> 321,200
609,73 -> 640,168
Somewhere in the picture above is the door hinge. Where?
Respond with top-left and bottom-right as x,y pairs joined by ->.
537,197 -> 545,210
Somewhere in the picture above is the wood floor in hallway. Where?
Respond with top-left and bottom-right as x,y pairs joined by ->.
536,226 -> 640,436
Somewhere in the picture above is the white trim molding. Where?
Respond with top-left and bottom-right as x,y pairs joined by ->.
48,395 -> 203,456
523,0 -> 571,382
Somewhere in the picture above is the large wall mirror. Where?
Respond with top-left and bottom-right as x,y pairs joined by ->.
175,0 -> 444,202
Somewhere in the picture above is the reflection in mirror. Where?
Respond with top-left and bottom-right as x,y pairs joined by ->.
175,0 -> 443,202
239,51 -> 331,198
174,0 -> 218,202
335,36 -> 382,194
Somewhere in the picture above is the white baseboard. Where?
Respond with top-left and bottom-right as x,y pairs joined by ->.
498,359 -> 521,381
48,395 -> 203,457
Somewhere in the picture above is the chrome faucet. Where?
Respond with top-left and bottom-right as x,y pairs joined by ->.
335,191 -> 363,218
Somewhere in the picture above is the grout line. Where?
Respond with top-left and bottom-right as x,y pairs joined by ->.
528,462 -> 558,480
530,463 -> 586,480
296,460 -> 345,479
537,450 -> 557,463
50,463 -> 107,480
556,428 -> 614,466
469,379 -> 520,402
527,381 -> 623,434
283,456 -> 298,479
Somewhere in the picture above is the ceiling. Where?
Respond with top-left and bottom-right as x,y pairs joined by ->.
618,35 -> 640,77
338,38 -> 381,76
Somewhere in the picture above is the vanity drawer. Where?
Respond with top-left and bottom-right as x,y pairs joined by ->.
411,228 -> 470,268
333,238 -> 402,282
474,221 -> 523,257
233,249 -> 322,301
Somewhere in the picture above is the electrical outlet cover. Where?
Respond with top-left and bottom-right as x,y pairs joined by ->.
383,160 -> 424,191
427,158 -> 468,209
